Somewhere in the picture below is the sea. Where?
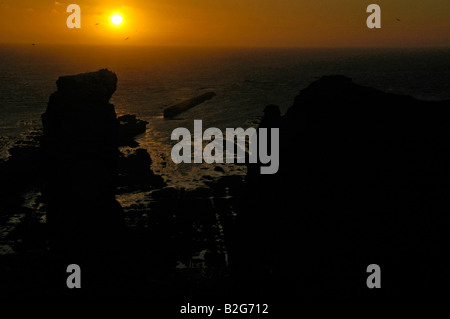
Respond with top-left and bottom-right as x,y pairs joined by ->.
1,44 -> 450,256
1,45 -> 450,207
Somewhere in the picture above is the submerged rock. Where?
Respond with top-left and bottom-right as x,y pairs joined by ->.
163,92 -> 216,118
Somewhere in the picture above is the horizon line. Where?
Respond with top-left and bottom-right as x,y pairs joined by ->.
0,42 -> 449,50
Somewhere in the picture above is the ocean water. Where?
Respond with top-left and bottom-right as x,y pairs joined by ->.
1,45 -> 450,196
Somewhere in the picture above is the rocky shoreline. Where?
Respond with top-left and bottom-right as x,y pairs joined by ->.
1,72 -> 450,299
0,69 -> 246,299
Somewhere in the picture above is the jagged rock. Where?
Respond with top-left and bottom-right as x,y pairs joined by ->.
118,114 -> 148,146
233,75 -> 450,297
0,129 -> 43,214
55,68 -> 117,104
41,69 -> 125,255
117,148 -> 166,193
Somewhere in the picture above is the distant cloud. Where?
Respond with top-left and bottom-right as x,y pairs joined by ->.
55,1 -> 63,6
51,9 -> 58,14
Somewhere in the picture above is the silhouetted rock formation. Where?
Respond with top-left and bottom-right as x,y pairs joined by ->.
0,129 -> 42,213
117,148 -> 166,193
232,75 -> 450,298
118,114 -> 148,146
41,69 -> 125,258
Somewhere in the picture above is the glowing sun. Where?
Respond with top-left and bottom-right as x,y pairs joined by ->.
111,14 -> 123,25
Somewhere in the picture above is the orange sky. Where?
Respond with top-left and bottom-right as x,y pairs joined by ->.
0,0 -> 449,47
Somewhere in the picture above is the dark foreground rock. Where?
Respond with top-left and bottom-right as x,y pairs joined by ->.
231,75 -> 450,298
0,129 -> 42,213
41,69 -> 125,259
0,69 -> 233,300
5,74 -> 450,302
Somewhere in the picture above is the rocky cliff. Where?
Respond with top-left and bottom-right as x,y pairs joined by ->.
234,75 -> 450,298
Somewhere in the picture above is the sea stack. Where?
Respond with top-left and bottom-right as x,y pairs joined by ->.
41,69 -> 125,256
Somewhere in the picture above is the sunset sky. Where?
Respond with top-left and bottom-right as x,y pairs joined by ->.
0,0 -> 449,47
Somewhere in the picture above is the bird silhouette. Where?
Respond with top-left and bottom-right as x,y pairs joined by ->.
396,18 -> 401,22
32,43 -> 36,46
95,23 -> 100,26
125,37 -> 129,40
